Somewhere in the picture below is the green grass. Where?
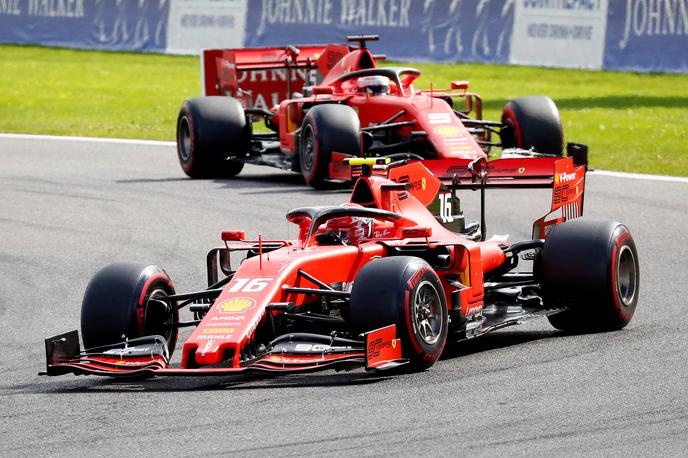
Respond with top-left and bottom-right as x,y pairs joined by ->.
0,45 -> 198,140
407,62 -> 688,175
1,44 -> 687,176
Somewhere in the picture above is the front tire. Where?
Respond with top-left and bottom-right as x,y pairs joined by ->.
541,219 -> 640,331
500,96 -> 564,156
299,104 -> 361,188
349,256 -> 448,371
176,96 -> 247,178
80,263 -> 178,355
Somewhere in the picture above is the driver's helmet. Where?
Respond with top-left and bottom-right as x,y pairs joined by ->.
357,75 -> 390,96
324,216 -> 373,244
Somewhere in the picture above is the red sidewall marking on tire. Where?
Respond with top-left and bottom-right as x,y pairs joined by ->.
404,265 -> 442,360
308,121 -> 320,183
181,110 -> 195,174
136,273 -> 173,336
406,264 -> 429,289
610,229 -> 632,320
403,288 -> 424,356
503,107 -> 522,147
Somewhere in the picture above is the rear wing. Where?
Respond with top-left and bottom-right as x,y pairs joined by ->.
431,155 -> 587,239
201,43 -> 351,110
373,151 -> 588,240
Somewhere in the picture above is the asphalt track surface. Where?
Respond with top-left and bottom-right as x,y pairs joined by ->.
1,136 -> 687,456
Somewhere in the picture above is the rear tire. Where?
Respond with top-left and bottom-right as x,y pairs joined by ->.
501,96 -> 564,156
541,219 -> 639,331
349,256 -> 448,371
299,104 -> 361,188
81,263 -> 178,355
176,96 -> 247,178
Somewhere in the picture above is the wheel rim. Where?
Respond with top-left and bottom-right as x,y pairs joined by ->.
301,124 -> 316,172
413,281 -> 443,345
144,288 -> 176,342
178,118 -> 192,162
616,245 -> 637,306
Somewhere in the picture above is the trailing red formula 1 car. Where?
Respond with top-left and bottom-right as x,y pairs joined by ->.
176,35 -> 575,187
42,156 -> 639,378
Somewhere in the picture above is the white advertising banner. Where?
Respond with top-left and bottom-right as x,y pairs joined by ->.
510,0 -> 609,69
166,0 -> 247,54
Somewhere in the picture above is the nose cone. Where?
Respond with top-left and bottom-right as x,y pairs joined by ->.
181,295 -> 264,368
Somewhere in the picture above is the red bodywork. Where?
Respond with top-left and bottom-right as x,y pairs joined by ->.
201,41 -> 500,182
44,157 -> 586,378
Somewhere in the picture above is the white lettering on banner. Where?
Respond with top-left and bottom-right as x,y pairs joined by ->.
510,0 -> 608,69
259,0 -> 334,29
257,0 -> 411,31
26,0 -> 85,17
166,0 -> 247,54
0,0 -> 21,15
619,0 -> 688,49
340,0 -> 411,26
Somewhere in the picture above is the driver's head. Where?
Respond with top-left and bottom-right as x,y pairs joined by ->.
357,75 -> 390,96
325,216 -> 373,244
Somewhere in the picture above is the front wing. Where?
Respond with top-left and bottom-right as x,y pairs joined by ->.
41,326 -> 404,378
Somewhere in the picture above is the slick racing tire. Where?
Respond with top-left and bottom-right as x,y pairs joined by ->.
176,96 -> 247,178
81,263 -> 178,355
500,96 -> 564,156
541,219 -> 639,331
299,104 -> 361,189
349,256 -> 448,371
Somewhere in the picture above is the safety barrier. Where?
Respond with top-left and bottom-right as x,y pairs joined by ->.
0,0 -> 685,72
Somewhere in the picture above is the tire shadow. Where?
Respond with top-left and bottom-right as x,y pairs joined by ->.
441,329 -> 561,362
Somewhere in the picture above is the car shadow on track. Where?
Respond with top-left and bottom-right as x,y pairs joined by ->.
116,172 -> 351,196
440,329 -> 562,361
10,329 -> 582,395
17,371 -> 394,394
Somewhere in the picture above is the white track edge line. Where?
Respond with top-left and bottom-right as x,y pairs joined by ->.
2,133 -> 687,183
0,133 -> 175,146
587,170 -> 688,183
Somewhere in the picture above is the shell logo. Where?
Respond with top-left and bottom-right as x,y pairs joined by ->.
434,126 -> 461,137
518,167 -> 526,174
218,297 -> 255,313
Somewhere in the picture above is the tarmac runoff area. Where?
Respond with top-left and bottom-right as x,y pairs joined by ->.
0,134 -> 686,455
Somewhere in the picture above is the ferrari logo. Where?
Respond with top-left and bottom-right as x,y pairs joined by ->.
518,167 -> 526,174
392,339 -> 398,349
218,297 -> 255,313
421,177 -> 426,190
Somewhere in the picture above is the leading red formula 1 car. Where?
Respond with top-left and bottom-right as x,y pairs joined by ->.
176,35 -> 573,188
42,156 -> 639,378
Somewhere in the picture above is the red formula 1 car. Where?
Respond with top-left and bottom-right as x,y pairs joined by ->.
176,35 -> 577,188
43,157 -> 639,378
